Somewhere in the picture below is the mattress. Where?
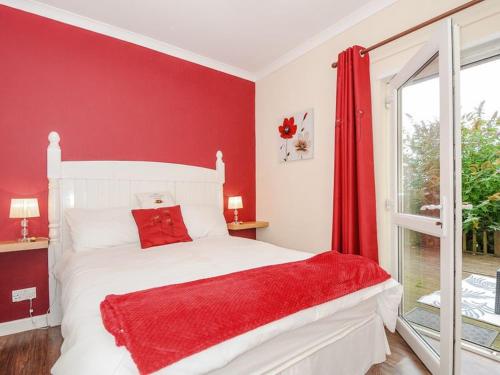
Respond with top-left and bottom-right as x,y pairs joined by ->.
52,235 -> 401,375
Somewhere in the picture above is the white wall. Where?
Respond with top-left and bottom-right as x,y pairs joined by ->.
256,0 -> 500,272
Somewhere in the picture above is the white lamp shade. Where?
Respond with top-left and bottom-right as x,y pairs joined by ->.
228,196 -> 243,209
9,198 -> 40,218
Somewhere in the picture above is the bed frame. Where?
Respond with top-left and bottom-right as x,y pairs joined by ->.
46,131 -> 225,325
46,132 -> 396,374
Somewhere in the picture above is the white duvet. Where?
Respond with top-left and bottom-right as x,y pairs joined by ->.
52,236 -> 401,375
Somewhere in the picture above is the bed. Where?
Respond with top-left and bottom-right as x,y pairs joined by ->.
46,131 -> 402,375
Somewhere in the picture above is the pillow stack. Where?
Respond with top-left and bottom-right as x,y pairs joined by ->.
65,190 -> 229,251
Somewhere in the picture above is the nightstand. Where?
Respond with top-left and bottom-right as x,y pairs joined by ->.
0,238 -> 49,253
227,221 -> 269,231
0,238 -> 49,324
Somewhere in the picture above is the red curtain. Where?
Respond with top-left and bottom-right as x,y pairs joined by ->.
332,45 -> 378,263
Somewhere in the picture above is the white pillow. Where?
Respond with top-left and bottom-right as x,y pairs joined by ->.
136,191 -> 175,209
65,207 -> 139,252
180,204 -> 228,239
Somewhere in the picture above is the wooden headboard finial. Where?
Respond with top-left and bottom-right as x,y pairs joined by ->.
216,150 -> 225,184
48,131 -> 60,148
47,131 -> 61,179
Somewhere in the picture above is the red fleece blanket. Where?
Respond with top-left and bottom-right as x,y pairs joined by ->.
100,251 -> 390,374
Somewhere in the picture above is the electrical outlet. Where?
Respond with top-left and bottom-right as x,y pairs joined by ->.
12,287 -> 36,302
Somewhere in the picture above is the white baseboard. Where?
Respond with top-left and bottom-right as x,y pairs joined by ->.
0,315 -> 48,336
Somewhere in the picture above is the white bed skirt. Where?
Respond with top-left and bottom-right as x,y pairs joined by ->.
279,315 -> 387,375
210,295 -> 390,375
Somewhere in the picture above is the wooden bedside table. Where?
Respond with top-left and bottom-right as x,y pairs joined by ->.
0,238 -> 49,253
227,221 -> 269,231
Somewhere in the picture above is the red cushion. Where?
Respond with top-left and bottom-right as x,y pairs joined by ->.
131,206 -> 192,249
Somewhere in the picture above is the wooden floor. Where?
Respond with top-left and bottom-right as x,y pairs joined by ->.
0,326 -> 430,375
367,330 -> 430,375
0,327 -> 62,375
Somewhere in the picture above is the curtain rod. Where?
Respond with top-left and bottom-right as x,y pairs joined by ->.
330,0 -> 485,69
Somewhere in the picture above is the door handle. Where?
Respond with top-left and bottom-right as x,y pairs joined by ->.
420,204 -> 442,211
462,203 -> 473,210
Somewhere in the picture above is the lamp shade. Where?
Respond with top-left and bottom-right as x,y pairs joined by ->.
9,198 -> 40,218
228,196 -> 243,210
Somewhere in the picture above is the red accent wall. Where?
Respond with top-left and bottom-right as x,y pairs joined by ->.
0,6 -> 255,323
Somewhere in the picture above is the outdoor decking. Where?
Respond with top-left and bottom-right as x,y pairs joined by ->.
462,252 -> 500,279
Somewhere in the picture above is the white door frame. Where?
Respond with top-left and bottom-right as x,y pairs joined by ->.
389,19 -> 461,375
451,22 -> 463,375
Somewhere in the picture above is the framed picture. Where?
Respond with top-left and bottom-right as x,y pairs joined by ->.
278,109 -> 314,162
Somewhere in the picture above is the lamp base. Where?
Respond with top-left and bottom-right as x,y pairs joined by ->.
233,209 -> 241,224
19,218 -> 30,242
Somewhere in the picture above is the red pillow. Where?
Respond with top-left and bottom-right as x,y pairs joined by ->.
131,206 -> 192,249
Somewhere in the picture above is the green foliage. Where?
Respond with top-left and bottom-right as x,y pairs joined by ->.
403,102 -> 499,236
401,114 -> 440,215
461,102 -> 499,233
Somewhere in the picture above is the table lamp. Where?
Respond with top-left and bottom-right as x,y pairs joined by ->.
9,198 -> 40,242
228,196 -> 243,224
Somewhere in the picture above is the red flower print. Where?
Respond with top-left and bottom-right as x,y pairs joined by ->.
278,117 -> 297,139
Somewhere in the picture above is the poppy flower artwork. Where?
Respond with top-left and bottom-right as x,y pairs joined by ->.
278,117 -> 297,139
278,109 -> 314,162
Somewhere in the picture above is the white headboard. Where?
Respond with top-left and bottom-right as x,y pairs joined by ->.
46,131 -> 225,325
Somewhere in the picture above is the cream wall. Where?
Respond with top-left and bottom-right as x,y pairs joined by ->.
256,0 -> 500,272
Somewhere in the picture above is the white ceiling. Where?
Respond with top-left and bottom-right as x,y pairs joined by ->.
6,0 -> 396,80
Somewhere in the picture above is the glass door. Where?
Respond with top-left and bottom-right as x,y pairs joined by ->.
390,19 -> 461,374
458,50 -> 500,370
